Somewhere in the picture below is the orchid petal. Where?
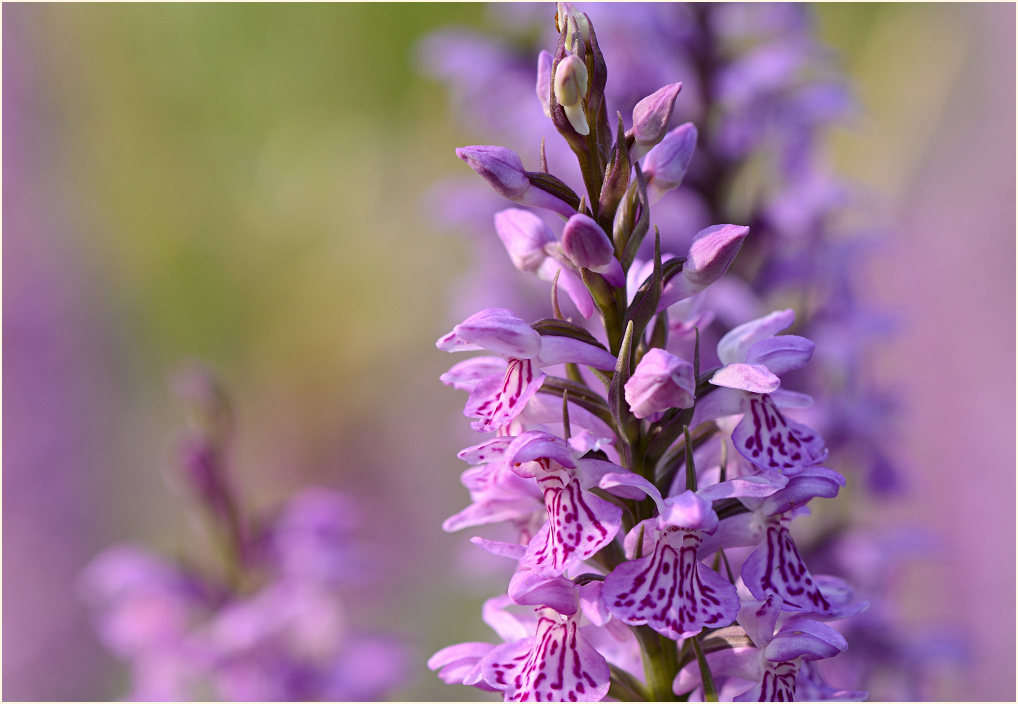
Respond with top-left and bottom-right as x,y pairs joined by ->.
592,256 -> 626,288
575,458 -> 632,492
769,389 -> 813,408
745,334 -> 815,375
457,436 -> 513,465
625,348 -> 696,419
731,394 -> 828,472
562,214 -> 615,270
482,596 -> 535,644
710,362 -> 781,394
598,471 -> 664,509
470,536 -> 528,561
449,308 -> 541,359
631,82 -> 682,158
736,593 -> 782,649
443,460 -> 541,531
535,335 -> 617,370
508,568 -> 579,616
658,491 -> 718,533
523,471 -> 622,573
765,617 -> 847,662
760,467 -> 845,516
466,361 -> 546,433
690,385 -> 749,427
696,471 -> 788,502
733,661 -> 799,702
435,330 -> 482,353
536,51 -> 553,117
577,581 -> 611,627
674,647 -> 761,696
505,431 -> 578,474
741,517 -> 834,615
698,512 -> 758,557
717,309 -> 795,365
428,642 -> 498,689
441,356 -> 506,392
495,208 -> 556,273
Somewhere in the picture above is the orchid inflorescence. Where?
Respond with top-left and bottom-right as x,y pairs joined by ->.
79,364 -> 407,701
429,5 -> 869,702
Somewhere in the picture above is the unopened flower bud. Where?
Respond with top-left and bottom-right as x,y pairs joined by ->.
683,223 -> 750,287
624,348 -> 696,419
630,82 -> 682,160
561,213 -> 625,286
554,55 -> 589,136
657,223 -> 749,309
643,122 -> 697,201
495,208 -> 555,272
557,2 -> 590,45
456,145 -> 575,216
561,214 -> 612,268
455,145 -> 529,199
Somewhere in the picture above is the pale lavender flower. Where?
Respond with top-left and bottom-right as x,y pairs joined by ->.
80,375 -> 408,701
624,348 -> 695,420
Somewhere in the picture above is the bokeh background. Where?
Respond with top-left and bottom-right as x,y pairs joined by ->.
3,3 -> 1014,701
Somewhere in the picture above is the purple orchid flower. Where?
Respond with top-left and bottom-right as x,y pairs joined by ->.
697,465 -> 864,619
595,470 -> 785,640
739,468 -> 865,618
694,308 -> 829,472
673,594 -> 854,701
438,308 -> 617,432
503,430 -> 624,574
482,606 -> 611,702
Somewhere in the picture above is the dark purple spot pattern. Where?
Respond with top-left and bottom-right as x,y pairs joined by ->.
757,661 -> 798,701
602,530 -> 739,640
733,395 -> 828,472
742,517 -> 831,613
471,358 -> 543,432
525,470 -> 621,572
488,614 -> 610,702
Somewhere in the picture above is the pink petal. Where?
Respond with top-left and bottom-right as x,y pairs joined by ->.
716,309 -> 795,365
710,361 -> 781,393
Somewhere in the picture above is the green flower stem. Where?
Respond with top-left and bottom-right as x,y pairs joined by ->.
635,625 -> 680,701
